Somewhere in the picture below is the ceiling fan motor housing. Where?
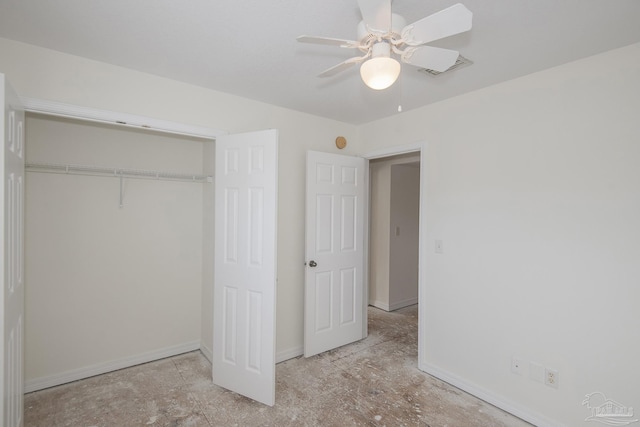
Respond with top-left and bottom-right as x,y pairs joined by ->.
370,41 -> 392,58
357,13 -> 407,44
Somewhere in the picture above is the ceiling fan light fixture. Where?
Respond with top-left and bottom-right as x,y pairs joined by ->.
298,2 -> 473,91
360,57 -> 401,90
360,42 -> 400,90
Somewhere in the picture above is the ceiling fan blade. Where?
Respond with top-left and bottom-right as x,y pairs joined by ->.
357,0 -> 392,34
318,56 -> 367,78
401,3 -> 472,46
297,35 -> 362,49
401,46 -> 459,72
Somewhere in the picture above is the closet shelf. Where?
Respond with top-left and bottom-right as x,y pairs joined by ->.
25,162 -> 212,183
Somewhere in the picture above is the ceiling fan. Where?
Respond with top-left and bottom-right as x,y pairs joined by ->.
297,0 -> 472,90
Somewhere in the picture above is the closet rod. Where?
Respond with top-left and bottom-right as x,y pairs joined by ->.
25,162 -> 212,183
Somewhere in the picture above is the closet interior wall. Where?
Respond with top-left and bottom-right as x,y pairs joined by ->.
24,113 -> 207,390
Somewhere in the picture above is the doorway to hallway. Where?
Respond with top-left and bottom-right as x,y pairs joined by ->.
368,152 -> 421,313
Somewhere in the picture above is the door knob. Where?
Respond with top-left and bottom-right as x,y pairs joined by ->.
308,260 -> 317,267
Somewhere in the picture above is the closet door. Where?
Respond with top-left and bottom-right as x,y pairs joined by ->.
1,74 -> 25,427
212,129 -> 278,406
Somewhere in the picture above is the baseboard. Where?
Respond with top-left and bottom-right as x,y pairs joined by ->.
389,297 -> 418,311
25,340 -> 201,393
276,346 -> 303,363
198,344 -> 300,365
369,298 -> 418,312
419,361 -> 565,427
200,342 -> 213,363
369,300 -> 390,311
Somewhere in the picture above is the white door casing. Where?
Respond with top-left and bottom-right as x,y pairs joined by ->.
304,151 -> 366,357
362,143 -> 426,370
213,129 -> 278,406
1,74 -> 25,427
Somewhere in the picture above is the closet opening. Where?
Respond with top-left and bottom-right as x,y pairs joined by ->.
23,112 -> 215,392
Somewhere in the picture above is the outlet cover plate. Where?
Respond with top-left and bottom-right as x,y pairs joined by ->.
511,357 -> 525,375
545,368 -> 559,388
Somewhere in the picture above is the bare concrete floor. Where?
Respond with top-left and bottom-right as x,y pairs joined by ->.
25,306 -> 532,426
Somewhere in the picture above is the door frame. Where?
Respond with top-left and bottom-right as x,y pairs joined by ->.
2,73 -> 26,427
20,97 -> 225,139
362,142 -> 427,368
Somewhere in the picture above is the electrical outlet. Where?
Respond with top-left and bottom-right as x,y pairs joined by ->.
511,357 -> 525,375
545,368 -> 559,388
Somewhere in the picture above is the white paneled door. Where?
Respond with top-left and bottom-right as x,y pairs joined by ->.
304,151 -> 366,357
213,130 -> 278,406
1,74 -> 25,426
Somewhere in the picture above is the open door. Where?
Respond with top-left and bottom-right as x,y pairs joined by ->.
213,129 -> 278,406
304,151 -> 366,357
1,74 -> 25,426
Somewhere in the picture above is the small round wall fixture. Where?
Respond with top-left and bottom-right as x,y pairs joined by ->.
335,136 -> 347,149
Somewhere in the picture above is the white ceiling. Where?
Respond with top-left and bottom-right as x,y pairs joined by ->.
1,0 -> 640,125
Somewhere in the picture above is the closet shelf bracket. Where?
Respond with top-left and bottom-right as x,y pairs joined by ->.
119,174 -> 125,209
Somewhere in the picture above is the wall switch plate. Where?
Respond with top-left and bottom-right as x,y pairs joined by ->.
529,362 -> 544,383
545,368 -> 559,388
511,357 -> 525,375
435,240 -> 443,254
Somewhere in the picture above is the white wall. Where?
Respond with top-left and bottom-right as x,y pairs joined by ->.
368,159 -> 390,309
0,37 -> 360,361
389,163 -> 419,309
24,114 -> 204,387
359,42 -> 640,426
